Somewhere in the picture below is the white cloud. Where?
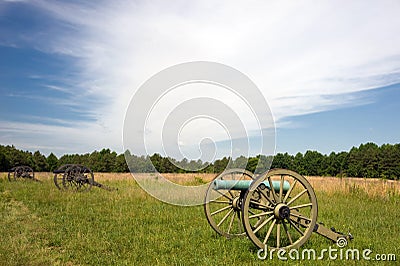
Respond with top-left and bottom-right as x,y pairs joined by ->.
0,120 -> 111,156
3,0 -> 400,156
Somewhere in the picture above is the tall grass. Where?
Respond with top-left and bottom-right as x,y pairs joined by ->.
0,173 -> 399,265
307,176 -> 400,198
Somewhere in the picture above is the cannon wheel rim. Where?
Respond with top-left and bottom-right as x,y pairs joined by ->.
204,168 -> 255,238
241,168 -> 318,250
63,165 -> 94,192
8,166 -> 34,181
54,164 -> 94,192
22,166 -> 35,180
7,167 -> 15,181
54,164 -> 75,190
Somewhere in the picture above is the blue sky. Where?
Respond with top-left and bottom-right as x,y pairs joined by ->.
0,0 -> 399,158
276,83 -> 400,154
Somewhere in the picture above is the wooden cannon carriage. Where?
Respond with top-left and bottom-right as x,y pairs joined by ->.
53,164 -> 116,192
204,169 -> 352,250
8,165 -> 38,182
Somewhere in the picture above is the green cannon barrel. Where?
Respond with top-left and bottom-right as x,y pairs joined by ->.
213,179 -> 290,193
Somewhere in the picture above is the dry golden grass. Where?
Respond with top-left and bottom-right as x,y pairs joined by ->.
307,176 -> 400,198
157,173 -> 216,183
2,172 -> 399,198
94,172 -> 217,183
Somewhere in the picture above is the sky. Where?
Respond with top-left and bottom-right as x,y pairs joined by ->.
0,0 -> 399,159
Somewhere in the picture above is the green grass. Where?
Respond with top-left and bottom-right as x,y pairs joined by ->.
0,175 -> 399,265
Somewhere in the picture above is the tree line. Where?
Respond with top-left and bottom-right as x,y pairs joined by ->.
0,142 -> 399,179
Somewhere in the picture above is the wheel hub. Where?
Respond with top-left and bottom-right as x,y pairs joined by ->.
232,196 -> 241,211
274,203 -> 290,220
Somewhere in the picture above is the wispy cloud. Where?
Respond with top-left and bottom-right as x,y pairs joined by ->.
2,0 -> 400,155
43,84 -> 74,94
0,119 -> 116,155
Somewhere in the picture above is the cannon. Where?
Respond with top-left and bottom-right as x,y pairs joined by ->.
8,165 -> 38,182
204,168 -> 352,250
53,164 -> 116,192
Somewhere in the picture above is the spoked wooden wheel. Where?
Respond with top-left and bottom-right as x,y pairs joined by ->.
241,169 -> 318,250
63,165 -> 93,192
54,164 -> 72,190
8,166 -> 35,181
54,164 -> 94,192
204,169 -> 255,238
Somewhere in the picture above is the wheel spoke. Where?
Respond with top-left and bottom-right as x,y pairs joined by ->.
236,211 -> 242,233
276,223 -> 281,248
282,221 -> 293,244
211,200 -> 231,204
213,188 -> 233,201
258,189 -> 275,206
217,208 -> 234,227
227,190 -> 235,199
286,189 -> 307,206
279,175 -> 284,203
211,205 -> 231,216
223,175 -> 236,199
287,219 -> 305,236
283,179 -> 297,203
267,175 -> 278,202
248,209 -> 257,215
263,219 -> 276,244
249,200 -> 274,210
227,210 -> 236,234
253,215 -> 274,234
290,212 -> 312,221
249,211 -> 273,219
289,203 -> 313,210
253,215 -> 265,229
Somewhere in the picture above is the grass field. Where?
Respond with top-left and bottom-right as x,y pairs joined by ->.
0,173 -> 399,265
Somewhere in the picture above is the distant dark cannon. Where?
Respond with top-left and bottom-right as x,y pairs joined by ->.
53,164 -> 116,192
8,166 -> 38,182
